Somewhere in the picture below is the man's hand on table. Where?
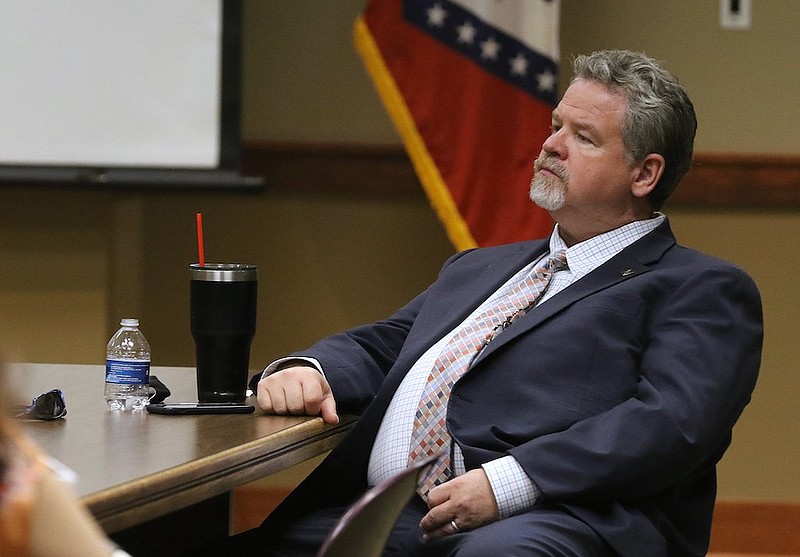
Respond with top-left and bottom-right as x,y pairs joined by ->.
256,365 -> 339,425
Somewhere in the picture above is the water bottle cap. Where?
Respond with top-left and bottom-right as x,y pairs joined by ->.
120,318 -> 139,327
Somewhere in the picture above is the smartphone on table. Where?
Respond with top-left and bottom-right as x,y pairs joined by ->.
146,402 -> 255,415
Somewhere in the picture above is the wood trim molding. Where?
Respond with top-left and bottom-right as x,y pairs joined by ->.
232,486 -> 291,534
710,500 -> 800,555
673,153 -> 800,207
242,142 -> 419,196
242,141 -> 800,207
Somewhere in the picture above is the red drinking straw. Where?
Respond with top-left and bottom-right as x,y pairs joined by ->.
196,212 -> 205,266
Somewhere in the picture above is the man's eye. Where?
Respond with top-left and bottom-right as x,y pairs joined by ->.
577,133 -> 593,144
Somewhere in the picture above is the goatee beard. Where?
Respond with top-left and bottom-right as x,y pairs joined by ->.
530,156 -> 567,211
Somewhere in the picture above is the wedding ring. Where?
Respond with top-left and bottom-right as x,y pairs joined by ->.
450,519 -> 461,533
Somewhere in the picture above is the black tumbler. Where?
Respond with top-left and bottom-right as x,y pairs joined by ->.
190,263 -> 257,403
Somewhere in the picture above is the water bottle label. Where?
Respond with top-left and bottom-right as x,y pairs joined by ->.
106,359 -> 150,385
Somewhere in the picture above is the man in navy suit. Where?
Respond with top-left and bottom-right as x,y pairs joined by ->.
212,50 -> 763,556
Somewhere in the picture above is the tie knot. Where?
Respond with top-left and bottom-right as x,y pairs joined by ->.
546,250 -> 568,272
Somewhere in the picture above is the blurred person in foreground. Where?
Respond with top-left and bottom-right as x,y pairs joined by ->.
0,358 -> 132,557
203,50 -> 763,556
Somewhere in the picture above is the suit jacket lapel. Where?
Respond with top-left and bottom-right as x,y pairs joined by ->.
473,221 -> 677,364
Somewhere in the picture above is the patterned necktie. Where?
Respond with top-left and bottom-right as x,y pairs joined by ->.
408,250 -> 568,499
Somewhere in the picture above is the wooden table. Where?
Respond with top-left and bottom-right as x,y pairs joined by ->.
9,363 -> 355,555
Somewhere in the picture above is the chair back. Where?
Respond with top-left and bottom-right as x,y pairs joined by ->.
316,456 -> 435,557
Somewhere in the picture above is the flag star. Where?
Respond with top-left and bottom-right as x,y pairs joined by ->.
510,52 -> 528,76
427,3 -> 448,27
456,20 -> 476,44
537,68 -> 556,92
480,36 -> 501,60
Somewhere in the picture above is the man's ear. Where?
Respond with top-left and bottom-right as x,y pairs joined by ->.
631,154 -> 665,199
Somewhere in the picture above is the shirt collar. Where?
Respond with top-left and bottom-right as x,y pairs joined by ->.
548,213 -> 666,277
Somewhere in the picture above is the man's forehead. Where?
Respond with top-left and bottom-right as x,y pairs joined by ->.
553,80 -> 627,121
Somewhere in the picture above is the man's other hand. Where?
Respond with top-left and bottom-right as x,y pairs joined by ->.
420,468 -> 499,540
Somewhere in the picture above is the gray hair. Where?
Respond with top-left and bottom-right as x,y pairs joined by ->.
572,50 -> 696,210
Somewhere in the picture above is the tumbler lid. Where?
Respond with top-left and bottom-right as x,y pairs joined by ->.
189,263 -> 257,282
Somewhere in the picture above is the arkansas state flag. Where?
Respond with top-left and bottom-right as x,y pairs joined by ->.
355,0 -> 560,250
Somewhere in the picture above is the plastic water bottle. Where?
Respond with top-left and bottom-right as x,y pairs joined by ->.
105,318 -> 151,411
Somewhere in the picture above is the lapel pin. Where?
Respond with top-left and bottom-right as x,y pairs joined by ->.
621,268 -> 636,277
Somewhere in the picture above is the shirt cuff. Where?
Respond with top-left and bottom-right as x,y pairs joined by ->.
481,455 -> 541,519
260,356 -> 324,381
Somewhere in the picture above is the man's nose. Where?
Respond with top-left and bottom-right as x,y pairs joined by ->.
541,130 -> 565,158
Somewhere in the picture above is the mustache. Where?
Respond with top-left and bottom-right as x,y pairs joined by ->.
534,155 -> 567,181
